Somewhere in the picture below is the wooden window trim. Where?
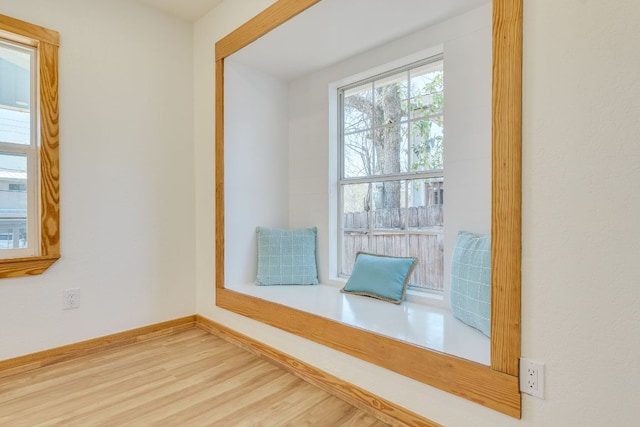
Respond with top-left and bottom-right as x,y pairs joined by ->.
215,0 -> 522,418
0,14 -> 60,278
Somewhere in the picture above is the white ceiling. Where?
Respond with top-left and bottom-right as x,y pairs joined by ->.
229,0 -> 490,81
138,0 -> 224,22
137,0 -> 490,80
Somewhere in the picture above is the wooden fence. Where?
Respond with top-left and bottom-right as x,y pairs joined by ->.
342,204 -> 444,291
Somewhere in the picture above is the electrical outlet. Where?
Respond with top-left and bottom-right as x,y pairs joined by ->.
520,358 -> 544,398
63,288 -> 80,310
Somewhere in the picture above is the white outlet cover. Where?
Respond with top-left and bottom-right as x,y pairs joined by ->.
63,288 -> 80,310
520,358 -> 545,399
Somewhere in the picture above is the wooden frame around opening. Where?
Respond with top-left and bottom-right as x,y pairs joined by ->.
0,14 -> 61,278
215,0 -> 522,418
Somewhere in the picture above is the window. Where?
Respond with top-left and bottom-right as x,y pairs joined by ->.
339,56 -> 444,292
0,40 -> 37,255
0,14 -> 60,277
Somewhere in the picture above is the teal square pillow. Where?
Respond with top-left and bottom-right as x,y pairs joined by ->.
341,252 -> 418,304
450,231 -> 491,337
256,227 -> 319,285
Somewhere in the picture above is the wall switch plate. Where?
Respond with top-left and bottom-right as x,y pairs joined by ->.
63,288 -> 80,310
520,358 -> 545,398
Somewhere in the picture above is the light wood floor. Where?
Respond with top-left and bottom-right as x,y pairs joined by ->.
0,328 -> 388,426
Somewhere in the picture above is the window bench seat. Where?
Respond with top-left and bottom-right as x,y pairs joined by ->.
225,282 -> 490,365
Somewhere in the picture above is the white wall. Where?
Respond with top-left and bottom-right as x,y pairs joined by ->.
196,1 -> 640,426
224,59 -> 289,285
0,0 -> 196,359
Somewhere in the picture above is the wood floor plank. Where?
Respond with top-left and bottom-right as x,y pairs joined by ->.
0,328 -> 389,426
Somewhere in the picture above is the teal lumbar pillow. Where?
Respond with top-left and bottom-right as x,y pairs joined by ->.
255,226 -> 319,285
341,252 -> 418,304
450,230 -> 491,337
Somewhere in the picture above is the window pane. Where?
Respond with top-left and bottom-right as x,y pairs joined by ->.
373,71 -> 408,127
0,153 -> 27,249
411,119 -> 443,172
343,131 -> 373,178
368,180 -> 407,257
370,180 -> 405,230
0,42 -> 32,145
407,178 -> 444,230
409,62 -> 443,120
373,123 -> 409,175
407,178 -> 444,291
342,182 -> 370,216
341,182 -> 371,275
343,83 -> 372,133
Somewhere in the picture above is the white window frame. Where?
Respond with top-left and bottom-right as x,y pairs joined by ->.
334,50 -> 445,293
0,39 -> 41,259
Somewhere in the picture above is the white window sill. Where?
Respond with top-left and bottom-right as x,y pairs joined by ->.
226,282 -> 490,365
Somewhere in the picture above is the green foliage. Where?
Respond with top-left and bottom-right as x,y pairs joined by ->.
407,71 -> 444,171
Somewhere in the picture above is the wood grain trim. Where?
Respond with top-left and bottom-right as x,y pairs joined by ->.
0,316 -> 196,379
0,16 -> 60,278
491,0 -> 523,376
214,0 -> 522,419
39,41 -> 61,258
0,13 -> 59,46
216,289 -> 520,418
215,58 -> 225,289
0,255 -> 59,278
215,0 -> 321,60
196,315 -> 442,427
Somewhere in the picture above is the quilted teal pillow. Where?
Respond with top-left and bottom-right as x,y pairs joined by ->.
450,231 -> 491,337
256,227 -> 319,285
341,252 -> 418,304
